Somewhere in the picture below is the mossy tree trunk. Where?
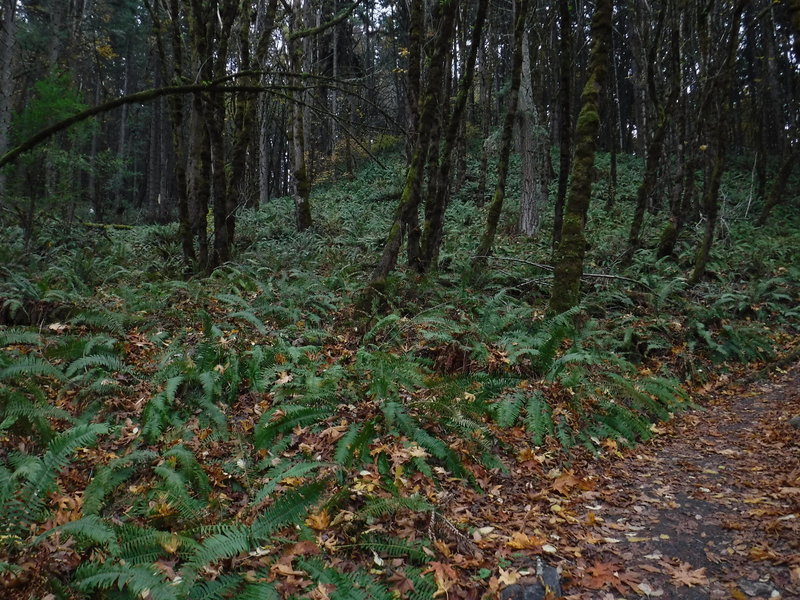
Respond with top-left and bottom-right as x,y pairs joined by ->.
417,0 -> 488,272
289,0 -> 313,232
144,0 -> 195,268
370,0 -> 457,285
0,0 -> 16,204
472,0 -> 530,270
553,0 -> 573,248
655,1 -> 693,260
547,0 -> 612,315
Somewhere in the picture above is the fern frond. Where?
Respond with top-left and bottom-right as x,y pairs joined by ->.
76,562 -> 177,600
254,405 -> 331,449
493,392 -> 524,428
16,423 -> 107,526
70,309 -> 126,337
228,310 -> 267,334
358,534 -> 430,564
0,355 -> 65,381
0,329 -> 42,346
83,450 -> 157,515
252,460 -> 327,505
356,495 -> 432,519
65,354 -> 125,378
34,515 -> 118,552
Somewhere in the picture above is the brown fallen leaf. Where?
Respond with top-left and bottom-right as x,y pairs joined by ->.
305,509 -> 331,531
663,561 -> 708,587
386,570 -> 416,597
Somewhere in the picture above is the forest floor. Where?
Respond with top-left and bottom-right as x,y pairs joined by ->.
487,364 -> 800,600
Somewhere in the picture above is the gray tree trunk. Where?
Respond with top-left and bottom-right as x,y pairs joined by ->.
517,31 -> 549,237
0,0 -> 16,203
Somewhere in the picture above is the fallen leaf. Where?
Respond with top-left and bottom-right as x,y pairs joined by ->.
664,562 -> 708,587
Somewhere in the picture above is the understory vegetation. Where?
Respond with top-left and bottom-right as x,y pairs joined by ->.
1,149 -> 798,599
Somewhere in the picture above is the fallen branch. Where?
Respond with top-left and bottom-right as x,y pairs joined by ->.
472,255 -> 652,290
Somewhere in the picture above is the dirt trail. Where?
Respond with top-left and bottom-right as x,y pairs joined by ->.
563,365 -> 800,599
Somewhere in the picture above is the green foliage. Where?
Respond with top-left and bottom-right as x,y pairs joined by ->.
1,423 -> 107,544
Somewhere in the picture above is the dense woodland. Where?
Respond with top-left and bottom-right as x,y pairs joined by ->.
0,1 -> 799,599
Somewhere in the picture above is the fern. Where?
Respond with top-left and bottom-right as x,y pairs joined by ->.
0,355 -> 65,382
358,534 -> 430,564
76,562 -> 178,600
298,557 -> 395,600
183,481 -> 326,583
83,449 -> 157,515
187,573 -> 246,600
524,392 -> 553,446
115,523 -> 199,564
65,353 -> 125,378
252,459 -> 327,505
0,329 -> 42,346
254,405 -> 332,449
0,390 -> 71,439
34,515 -> 118,552
356,494 -> 432,519
555,415 -> 574,450
16,424 -> 107,532
236,582 -> 281,600
228,309 -> 267,334
493,392 -> 524,427
70,309 -> 126,337
142,375 -> 185,442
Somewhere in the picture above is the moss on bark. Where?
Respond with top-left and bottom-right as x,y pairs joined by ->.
547,0 -> 612,315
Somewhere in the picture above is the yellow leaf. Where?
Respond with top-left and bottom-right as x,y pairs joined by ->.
160,534 -> 180,554
305,510 -> 331,531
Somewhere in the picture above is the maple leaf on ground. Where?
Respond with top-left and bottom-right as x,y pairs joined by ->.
423,561 -> 458,597
663,561 -> 709,587
387,570 -> 416,597
552,470 -> 580,494
497,567 -> 521,586
506,531 -> 546,550
305,509 -> 331,531
581,560 -> 622,590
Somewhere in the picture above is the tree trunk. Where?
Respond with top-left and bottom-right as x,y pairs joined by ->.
472,0 -> 530,270
547,0 -> 613,315
757,149 -> 797,226
370,0 -> 457,284
418,0 -> 488,271
289,0 -> 313,232
0,0 -> 16,203
188,97 -> 211,273
517,30 -> 549,237
553,0 -> 572,247
689,1 -> 747,285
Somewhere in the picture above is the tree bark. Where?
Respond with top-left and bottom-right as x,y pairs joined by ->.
553,0 -> 572,247
689,1 -> 747,285
289,0 -> 313,232
370,0 -> 458,284
547,0 -> 613,315
0,0 -> 16,204
756,148 -> 797,226
517,30 -> 549,237
418,0 -> 488,271
472,0 -> 530,270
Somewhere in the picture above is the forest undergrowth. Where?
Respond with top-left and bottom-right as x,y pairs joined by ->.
1,150 -> 798,599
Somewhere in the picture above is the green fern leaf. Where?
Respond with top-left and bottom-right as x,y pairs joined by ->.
0,355 -> 65,381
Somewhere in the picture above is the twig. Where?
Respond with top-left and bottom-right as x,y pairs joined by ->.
473,255 -> 652,290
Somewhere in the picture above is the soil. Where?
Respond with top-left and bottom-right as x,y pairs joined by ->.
558,364 -> 800,599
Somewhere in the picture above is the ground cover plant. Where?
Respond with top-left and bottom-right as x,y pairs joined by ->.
1,145 -> 798,599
